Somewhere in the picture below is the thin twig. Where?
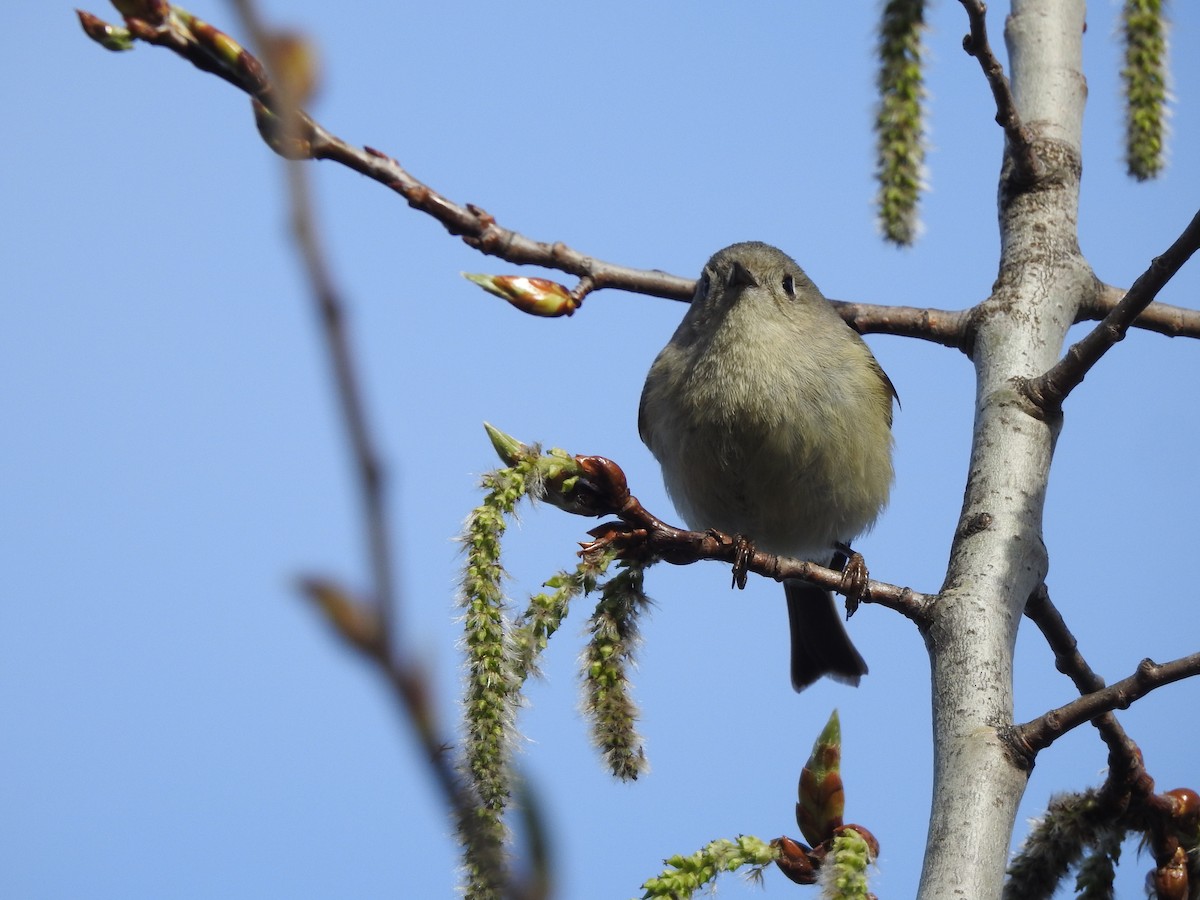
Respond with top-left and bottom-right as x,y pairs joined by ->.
1025,207 -> 1200,412
325,140 -> 697,301
77,5 -> 972,349
1010,651 -> 1200,755
1022,586 -> 1141,780
957,0 -> 1040,182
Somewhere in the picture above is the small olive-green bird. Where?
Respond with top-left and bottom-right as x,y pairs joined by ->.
639,241 -> 896,690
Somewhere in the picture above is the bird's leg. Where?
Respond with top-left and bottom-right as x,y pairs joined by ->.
725,532 -> 754,590
833,542 -> 870,617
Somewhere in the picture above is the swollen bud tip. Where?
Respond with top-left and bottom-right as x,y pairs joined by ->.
77,10 -> 135,51
797,709 -> 846,846
483,423 -> 526,466
462,272 -> 580,318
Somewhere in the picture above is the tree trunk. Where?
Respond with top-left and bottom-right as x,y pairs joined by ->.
916,2 -> 1093,896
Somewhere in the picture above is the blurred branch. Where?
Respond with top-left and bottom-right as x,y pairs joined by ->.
228,0 -> 397,648
957,0 -> 1040,183
1025,207 -> 1200,413
299,579 -> 511,897
225,1 -> 516,896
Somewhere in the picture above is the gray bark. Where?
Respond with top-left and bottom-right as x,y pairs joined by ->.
916,2 -> 1095,897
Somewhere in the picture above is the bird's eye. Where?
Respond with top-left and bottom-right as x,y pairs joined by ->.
696,271 -> 712,299
782,274 -> 796,298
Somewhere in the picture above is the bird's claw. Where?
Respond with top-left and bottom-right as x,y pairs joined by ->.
837,548 -> 870,618
728,532 -> 754,590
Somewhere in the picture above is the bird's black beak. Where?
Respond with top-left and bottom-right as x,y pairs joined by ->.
729,260 -> 758,289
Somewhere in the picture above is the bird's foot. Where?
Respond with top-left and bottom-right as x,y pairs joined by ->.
725,532 -> 754,590
835,543 -> 870,618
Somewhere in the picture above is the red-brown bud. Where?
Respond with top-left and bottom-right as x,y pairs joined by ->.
772,836 -> 818,885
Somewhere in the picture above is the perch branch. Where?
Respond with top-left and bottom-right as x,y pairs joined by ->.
519,449 -> 934,625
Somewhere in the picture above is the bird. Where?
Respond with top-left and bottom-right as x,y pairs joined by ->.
638,241 -> 896,690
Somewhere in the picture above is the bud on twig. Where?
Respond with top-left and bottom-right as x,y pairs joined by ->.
798,710 -> 846,847
77,10 -> 135,51
463,273 -> 580,317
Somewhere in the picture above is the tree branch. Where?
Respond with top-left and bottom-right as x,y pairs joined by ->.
957,0 -> 1040,182
327,140 -> 699,300
1025,207 -> 1200,412
1022,586 -> 1141,779
832,300 -> 972,350
78,4 -> 977,352
79,4 -> 696,302
1079,283 -> 1200,339
524,451 -> 935,625
1010,651 -> 1200,755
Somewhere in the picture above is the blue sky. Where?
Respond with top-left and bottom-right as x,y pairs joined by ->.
4,3 -> 1199,898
